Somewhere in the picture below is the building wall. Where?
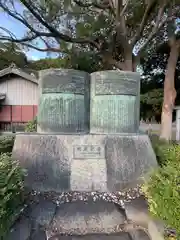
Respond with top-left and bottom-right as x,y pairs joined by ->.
0,76 -> 38,105
0,105 -> 37,122
0,76 -> 38,126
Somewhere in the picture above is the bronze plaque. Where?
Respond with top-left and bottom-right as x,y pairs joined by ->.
40,69 -> 89,95
95,77 -> 138,96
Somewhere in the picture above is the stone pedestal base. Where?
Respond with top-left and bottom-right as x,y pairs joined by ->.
8,133 -> 164,240
13,133 -> 157,193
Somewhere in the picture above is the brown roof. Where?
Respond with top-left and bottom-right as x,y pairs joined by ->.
0,63 -> 38,84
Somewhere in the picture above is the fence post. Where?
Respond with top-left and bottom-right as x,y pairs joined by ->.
10,105 -> 13,132
175,106 -> 180,141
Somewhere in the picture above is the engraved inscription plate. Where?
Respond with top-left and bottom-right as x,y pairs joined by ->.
73,145 -> 105,159
95,77 -> 138,96
38,94 -> 87,133
90,95 -> 139,133
41,70 -> 87,94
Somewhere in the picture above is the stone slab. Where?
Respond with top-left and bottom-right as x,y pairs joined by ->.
47,232 -> 132,240
46,199 -> 126,236
6,216 -> 31,240
30,230 -> 47,240
30,199 -> 56,228
12,133 -> 157,193
124,196 -> 149,227
7,194 -> 155,240
129,230 -> 150,240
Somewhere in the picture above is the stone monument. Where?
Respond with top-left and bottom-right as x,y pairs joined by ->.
9,69 -> 165,240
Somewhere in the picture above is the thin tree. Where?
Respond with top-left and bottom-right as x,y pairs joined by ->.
160,18 -> 180,140
141,27 -> 180,139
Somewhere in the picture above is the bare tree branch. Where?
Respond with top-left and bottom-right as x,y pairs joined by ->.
0,33 -> 56,43
19,0 -> 100,49
115,0 -> 122,21
0,26 -> 17,39
107,0 -> 116,15
0,26 -> 59,50
139,14 -> 177,55
0,36 -> 66,53
19,43 -> 66,53
131,0 -> 157,46
0,1 -> 60,46
108,0 -> 115,9
73,0 -> 110,9
120,0 -> 130,17
0,0 -> 101,50
73,0 -> 115,17
0,2 -> 38,34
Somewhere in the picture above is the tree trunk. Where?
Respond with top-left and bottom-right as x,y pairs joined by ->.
124,50 -> 134,71
105,49 -> 137,72
160,40 -> 180,141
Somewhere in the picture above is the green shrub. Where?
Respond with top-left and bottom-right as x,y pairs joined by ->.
142,144 -> 180,236
0,136 -> 15,154
0,153 -> 25,238
25,117 -> 37,132
149,134 -> 177,166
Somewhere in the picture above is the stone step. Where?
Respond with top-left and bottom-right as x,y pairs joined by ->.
6,194 -> 164,240
46,232 -> 149,240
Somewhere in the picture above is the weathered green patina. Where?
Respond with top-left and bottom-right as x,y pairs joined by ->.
38,69 -> 90,133
90,71 -> 140,134
38,69 -> 140,133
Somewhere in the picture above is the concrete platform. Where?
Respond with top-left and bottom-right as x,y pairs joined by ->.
12,133 -> 157,193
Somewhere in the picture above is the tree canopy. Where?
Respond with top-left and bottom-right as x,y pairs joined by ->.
0,42 -> 28,69
0,0 -> 179,71
28,57 -> 71,70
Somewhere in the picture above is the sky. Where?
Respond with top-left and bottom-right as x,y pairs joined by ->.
0,3 -> 48,60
